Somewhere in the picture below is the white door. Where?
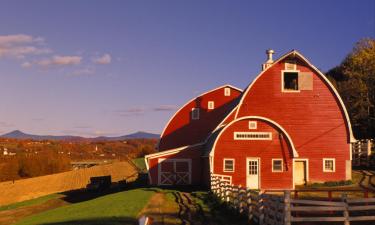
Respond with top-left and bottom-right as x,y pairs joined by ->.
246,158 -> 260,189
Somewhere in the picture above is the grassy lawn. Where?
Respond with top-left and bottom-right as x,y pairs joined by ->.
15,188 -> 155,225
0,194 -> 61,212
132,158 -> 146,171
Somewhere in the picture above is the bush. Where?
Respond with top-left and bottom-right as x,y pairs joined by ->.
308,180 -> 353,188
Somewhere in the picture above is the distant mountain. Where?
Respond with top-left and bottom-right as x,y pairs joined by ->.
0,130 -> 160,141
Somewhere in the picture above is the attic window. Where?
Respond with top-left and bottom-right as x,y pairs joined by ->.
208,101 -> 215,110
191,108 -> 200,120
249,121 -> 257,129
285,61 -> 297,70
283,72 -> 299,91
224,88 -> 231,96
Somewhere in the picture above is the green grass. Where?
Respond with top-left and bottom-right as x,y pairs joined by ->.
132,158 -> 146,171
15,188 -> 155,225
0,194 -> 61,212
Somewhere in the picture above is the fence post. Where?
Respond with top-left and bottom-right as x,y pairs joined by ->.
247,190 -> 253,222
341,193 -> 349,225
259,190 -> 265,225
284,191 -> 291,225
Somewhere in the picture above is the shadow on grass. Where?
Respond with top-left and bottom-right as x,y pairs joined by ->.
61,173 -> 150,204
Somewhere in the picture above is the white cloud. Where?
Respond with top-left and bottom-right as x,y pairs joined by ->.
93,53 -> 111,64
0,34 -> 50,58
153,105 -> 178,112
36,55 -> 82,67
21,61 -> 32,68
72,67 -> 95,76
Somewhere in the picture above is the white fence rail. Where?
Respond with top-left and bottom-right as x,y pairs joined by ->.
352,139 -> 375,167
210,174 -> 375,225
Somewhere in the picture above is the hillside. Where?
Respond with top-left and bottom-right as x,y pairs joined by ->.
1,130 -> 159,141
0,161 -> 138,206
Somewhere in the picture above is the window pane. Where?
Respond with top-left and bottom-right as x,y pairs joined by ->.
284,72 -> 299,90
273,160 -> 282,172
224,160 -> 234,172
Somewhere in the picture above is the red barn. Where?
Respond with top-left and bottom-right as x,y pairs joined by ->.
145,50 -> 354,190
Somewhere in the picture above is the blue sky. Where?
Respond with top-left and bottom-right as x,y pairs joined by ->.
0,0 -> 373,137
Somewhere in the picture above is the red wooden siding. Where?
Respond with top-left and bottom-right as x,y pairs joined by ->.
213,119 -> 294,190
236,56 -> 350,182
158,86 -> 241,151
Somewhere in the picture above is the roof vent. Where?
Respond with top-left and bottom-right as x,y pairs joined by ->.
262,49 -> 275,71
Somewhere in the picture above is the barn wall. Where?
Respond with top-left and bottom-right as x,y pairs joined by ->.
213,119 -> 294,190
236,57 -> 350,182
147,146 -> 202,185
159,86 -> 241,151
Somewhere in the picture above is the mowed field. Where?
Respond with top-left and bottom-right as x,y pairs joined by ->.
0,161 -> 138,206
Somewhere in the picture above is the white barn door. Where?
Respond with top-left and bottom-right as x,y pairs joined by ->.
246,158 -> 260,189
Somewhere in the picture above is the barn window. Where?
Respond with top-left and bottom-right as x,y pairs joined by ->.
234,132 -> 272,140
272,159 -> 283,172
283,72 -> 299,91
208,101 -> 215,110
249,121 -> 257,129
224,88 -> 231,96
191,108 -> 200,120
285,61 -> 297,70
323,158 -> 335,172
223,159 -> 235,172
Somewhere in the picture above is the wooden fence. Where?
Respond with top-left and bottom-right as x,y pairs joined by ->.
352,139 -> 375,167
210,175 -> 375,225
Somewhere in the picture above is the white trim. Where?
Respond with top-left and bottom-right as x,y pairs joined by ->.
249,121 -> 257,129
272,158 -> 283,172
223,158 -> 235,172
233,131 -> 272,140
281,70 -> 301,93
323,158 -> 336,172
145,142 -> 204,160
234,50 -> 355,143
157,158 -> 192,185
158,84 -> 243,149
292,158 -> 309,189
208,101 -> 215,110
191,108 -> 200,120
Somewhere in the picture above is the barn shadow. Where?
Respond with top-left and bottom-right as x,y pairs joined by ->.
60,172 -> 149,204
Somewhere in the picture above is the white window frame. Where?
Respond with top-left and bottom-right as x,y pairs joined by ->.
223,158 -> 235,172
224,87 -> 231,96
208,101 -> 215,110
191,108 -> 200,120
233,132 -> 272,140
281,70 -> 300,93
272,159 -> 283,172
323,158 -> 335,172
249,121 -> 257,130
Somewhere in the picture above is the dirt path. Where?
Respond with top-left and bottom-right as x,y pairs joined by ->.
139,191 -> 207,225
0,198 -> 68,225
358,170 -> 375,192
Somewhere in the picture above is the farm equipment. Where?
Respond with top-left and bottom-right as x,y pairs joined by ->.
86,175 -> 112,191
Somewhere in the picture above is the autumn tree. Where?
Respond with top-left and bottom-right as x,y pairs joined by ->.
327,38 -> 375,138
